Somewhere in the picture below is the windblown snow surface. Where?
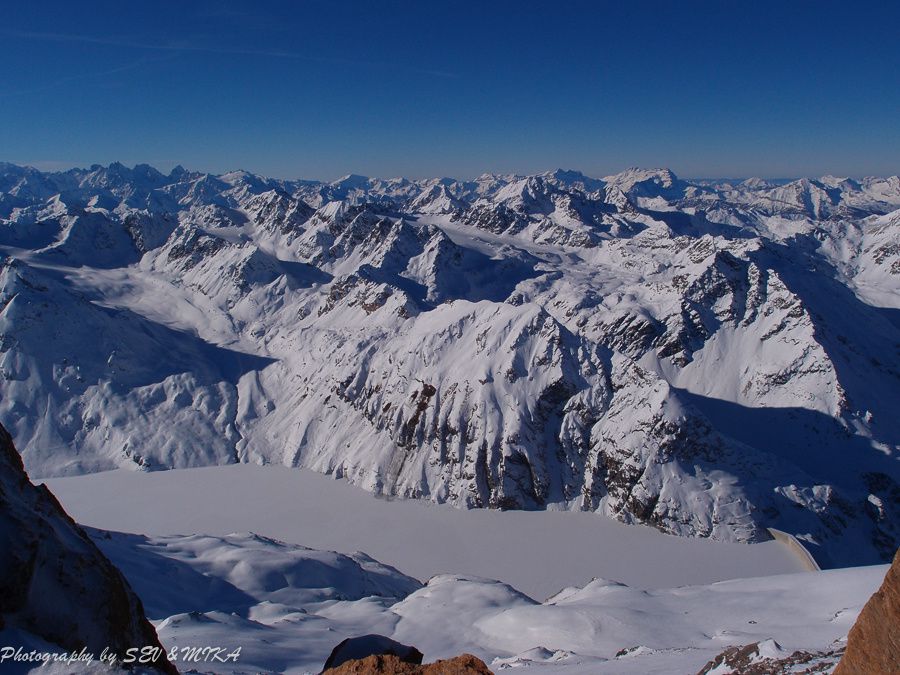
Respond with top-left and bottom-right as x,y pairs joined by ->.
2,162 -> 899,570
42,467 -> 887,675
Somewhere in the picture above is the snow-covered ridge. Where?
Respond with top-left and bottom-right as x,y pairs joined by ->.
85,521 -> 891,674
1,162 -> 898,569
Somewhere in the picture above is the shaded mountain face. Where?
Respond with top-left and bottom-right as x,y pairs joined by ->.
0,423 -> 176,673
1,163 -> 899,567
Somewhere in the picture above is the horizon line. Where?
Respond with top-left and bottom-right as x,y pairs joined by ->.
3,159 -> 897,185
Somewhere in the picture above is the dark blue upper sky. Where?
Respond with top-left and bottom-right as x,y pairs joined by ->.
2,0 -> 898,180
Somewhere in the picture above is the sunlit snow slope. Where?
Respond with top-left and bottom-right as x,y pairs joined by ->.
1,162 -> 899,567
85,522 -> 888,675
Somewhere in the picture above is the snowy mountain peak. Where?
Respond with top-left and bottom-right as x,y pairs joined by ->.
604,166 -> 678,187
332,173 -> 371,189
1,162 -> 899,568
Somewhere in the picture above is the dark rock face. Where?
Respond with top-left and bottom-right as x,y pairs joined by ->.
323,652 -> 492,674
834,547 -> 900,675
323,634 -> 424,671
0,423 -> 176,673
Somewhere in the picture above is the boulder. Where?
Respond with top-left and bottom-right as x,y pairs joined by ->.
323,635 -> 423,670
323,652 -> 492,674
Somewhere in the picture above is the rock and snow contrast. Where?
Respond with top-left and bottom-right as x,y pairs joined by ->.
0,423 -> 175,674
53,521 -> 898,674
1,161 -> 899,571
0,432 -> 887,675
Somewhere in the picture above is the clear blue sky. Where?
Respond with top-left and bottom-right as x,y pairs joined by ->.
2,0 -> 898,180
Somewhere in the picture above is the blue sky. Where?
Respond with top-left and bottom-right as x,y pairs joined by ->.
2,1 -> 898,180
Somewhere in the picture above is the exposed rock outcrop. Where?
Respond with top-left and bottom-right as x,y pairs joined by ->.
323,652 -> 491,674
0,423 -> 176,673
834,547 -> 900,674
323,634 -> 424,671
697,638 -> 842,674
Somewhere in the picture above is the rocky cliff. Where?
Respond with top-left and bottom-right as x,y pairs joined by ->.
0,423 -> 176,673
834,547 -> 900,674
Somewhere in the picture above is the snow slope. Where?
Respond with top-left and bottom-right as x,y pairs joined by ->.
2,162 -> 899,568
36,460 -> 881,675
43,464 -> 805,600
80,518 -> 887,675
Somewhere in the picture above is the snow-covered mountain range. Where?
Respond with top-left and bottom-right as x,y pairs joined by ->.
1,161 -> 898,568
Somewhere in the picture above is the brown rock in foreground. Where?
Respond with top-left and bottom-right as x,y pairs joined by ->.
323,634 -> 424,670
834,547 -> 900,675
0,423 -> 177,674
323,652 -> 493,674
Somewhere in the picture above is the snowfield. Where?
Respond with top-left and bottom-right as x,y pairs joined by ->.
43,463 -> 805,600
2,161 -> 897,674
43,467 -> 887,674
2,162 -> 899,570
138,559 -> 884,674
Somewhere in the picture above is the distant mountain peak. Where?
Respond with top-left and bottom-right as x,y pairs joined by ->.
1,161 -> 899,573
333,173 -> 370,186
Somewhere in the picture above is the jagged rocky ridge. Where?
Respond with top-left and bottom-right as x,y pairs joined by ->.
1,162 -> 899,567
0,422 -> 176,672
